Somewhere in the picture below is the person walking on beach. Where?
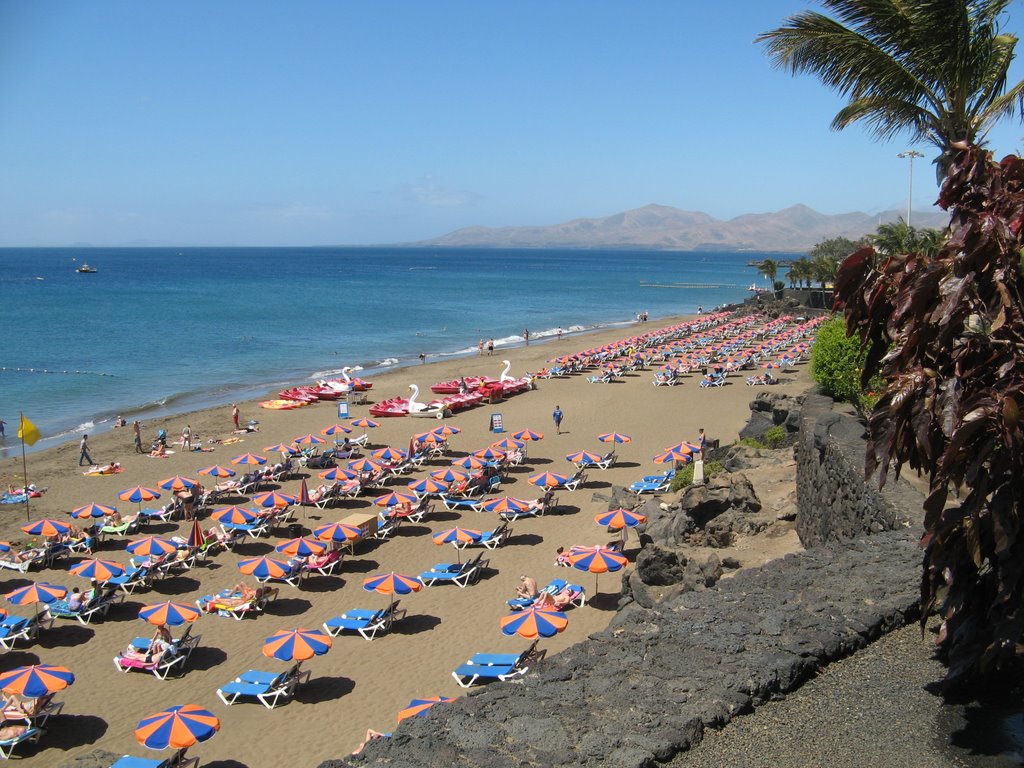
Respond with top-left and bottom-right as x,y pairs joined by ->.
523,328 -> 530,345
478,339 -> 484,356
232,404 -> 240,431
182,424 -> 192,451
132,420 -> 143,453
698,428 -> 707,459
552,405 -> 564,435
79,434 -> 94,466
487,339 -> 494,356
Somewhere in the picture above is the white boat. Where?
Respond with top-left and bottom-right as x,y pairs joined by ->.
76,264 -> 97,273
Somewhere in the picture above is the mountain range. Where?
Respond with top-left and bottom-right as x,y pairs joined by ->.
415,203 -> 949,252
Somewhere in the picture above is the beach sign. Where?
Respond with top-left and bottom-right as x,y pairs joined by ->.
490,413 -> 504,433
337,398 -> 350,419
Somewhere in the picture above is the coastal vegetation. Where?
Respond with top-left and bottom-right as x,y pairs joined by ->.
809,316 -> 883,415
763,0 -> 1024,685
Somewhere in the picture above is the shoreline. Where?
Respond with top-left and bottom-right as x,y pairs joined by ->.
1,315 -> 655,460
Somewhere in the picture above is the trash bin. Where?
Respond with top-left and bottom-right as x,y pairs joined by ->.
287,523 -> 303,538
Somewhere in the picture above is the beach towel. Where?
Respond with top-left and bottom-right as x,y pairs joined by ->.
82,466 -> 123,476
223,438 -> 244,445
0,494 -> 27,505
145,450 -> 176,458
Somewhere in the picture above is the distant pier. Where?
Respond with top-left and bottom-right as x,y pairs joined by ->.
640,281 -> 739,289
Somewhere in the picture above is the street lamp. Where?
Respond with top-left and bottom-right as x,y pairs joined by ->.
897,150 -> 924,227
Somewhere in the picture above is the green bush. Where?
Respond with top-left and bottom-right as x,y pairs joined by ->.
809,315 -> 884,413
736,437 -> 767,449
669,460 -> 725,492
763,425 -> 787,447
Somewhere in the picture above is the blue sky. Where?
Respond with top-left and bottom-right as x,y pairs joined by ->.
1,1 -> 1022,247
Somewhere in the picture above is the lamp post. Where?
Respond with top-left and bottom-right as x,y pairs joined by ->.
897,150 -> 923,227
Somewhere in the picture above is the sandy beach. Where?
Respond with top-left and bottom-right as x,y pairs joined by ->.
0,313 -> 812,767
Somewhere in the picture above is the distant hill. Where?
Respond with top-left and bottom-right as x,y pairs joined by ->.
415,203 -> 949,252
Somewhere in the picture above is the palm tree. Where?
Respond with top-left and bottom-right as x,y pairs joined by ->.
758,1 -> 1024,176
872,218 -> 948,256
759,258 -> 778,290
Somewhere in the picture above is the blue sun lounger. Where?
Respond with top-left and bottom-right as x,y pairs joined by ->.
451,640 -> 544,688
111,750 -> 199,768
322,601 -> 406,641
216,663 -> 309,709
418,554 -> 488,588
506,578 -> 571,610
0,726 -> 41,759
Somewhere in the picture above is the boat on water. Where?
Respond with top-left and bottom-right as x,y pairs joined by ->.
76,264 -> 97,273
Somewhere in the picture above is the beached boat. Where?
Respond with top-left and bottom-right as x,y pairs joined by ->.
76,264 -> 97,273
430,375 -> 496,394
493,359 -> 532,396
369,384 -> 451,418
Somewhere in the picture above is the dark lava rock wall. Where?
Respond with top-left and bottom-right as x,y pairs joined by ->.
795,393 -> 922,548
316,393 -> 926,768
326,529 -> 920,768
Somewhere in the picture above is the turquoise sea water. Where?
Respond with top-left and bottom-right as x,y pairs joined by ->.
0,247 -> 788,454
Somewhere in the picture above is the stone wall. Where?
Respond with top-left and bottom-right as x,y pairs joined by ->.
325,530 -> 920,768
795,393 -> 923,548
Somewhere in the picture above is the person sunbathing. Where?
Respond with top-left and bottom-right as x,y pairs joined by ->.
149,443 -> 168,457
534,588 -> 574,610
515,575 -> 539,599
202,582 -> 276,612
0,547 -> 43,564
554,546 -> 572,567
121,624 -> 174,662
0,723 -> 29,743
2,692 -> 52,720
352,729 -> 390,755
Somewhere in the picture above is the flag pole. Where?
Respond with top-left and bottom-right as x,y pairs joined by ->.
20,412 -> 30,521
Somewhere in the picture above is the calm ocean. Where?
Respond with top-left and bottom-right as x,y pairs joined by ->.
0,247 -> 789,454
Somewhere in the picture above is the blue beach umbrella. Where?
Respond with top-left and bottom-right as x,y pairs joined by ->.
70,503 -> 116,520
499,605 -> 569,639
261,628 -> 332,662
0,665 -> 75,698
134,704 -> 220,751
139,601 -> 201,627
